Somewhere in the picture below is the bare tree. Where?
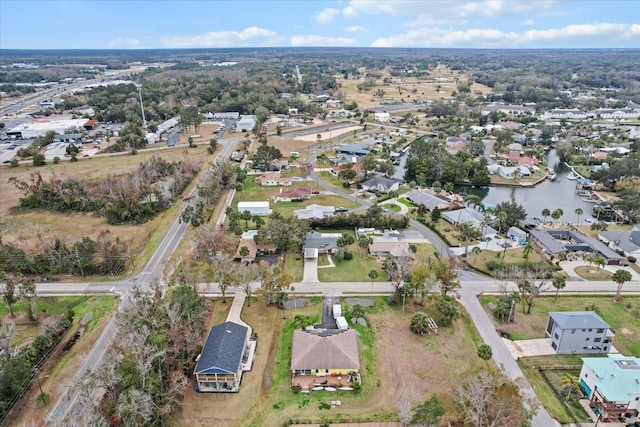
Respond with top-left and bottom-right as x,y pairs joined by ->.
238,263 -> 258,306
116,389 -> 155,426
211,254 -> 239,304
397,385 -> 421,426
0,318 -> 16,355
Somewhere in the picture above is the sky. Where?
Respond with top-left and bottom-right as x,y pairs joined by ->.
1,0 -> 638,49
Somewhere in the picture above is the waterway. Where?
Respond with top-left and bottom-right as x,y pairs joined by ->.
465,149 -> 596,224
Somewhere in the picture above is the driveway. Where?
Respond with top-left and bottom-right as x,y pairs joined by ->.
559,260 -> 640,282
303,256 -> 319,282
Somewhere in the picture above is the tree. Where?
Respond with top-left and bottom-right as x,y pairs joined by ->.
456,221 -> 482,257
408,264 -> 433,305
398,385 -> 420,427
238,263 -> 257,306
361,154 -> 377,179
410,312 -> 430,335
522,242 -> 534,260
477,344 -> 492,360
551,208 -> 564,227
252,144 -> 282,171
209,138 -> 218,152
493,200 -> 527,230
612,269 -> 632,300
575,208 -> 583,227
433,257 -> 461,299
430,206 -> 441,222
383,255 -> 411,304
254,215 -> 309,252
450,367 -> 537,427
560,373 -> 580,401
541,208 -> 550,224
211,255 -> 238,304
1,277 -> 20,318
239,246 -> 250,258
437,298 -> 461,326
368,269 -> 379,291
515,269 -> 548,314
351,304 -> 365,322
551,274 -> 566,301
19,280 -> 37,321
471,246 -> 482,267
32,153 -> 46,166
241,210 -> 252,229
410,394 -> 444,427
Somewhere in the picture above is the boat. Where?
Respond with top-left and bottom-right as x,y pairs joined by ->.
311,386 -> 324,391
547,169 -> 557,181
567,172 -> 579,180
338,387 -> 354,391
324,387 -> 337,392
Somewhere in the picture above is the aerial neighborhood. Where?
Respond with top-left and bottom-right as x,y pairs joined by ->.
0,45 -> 639,427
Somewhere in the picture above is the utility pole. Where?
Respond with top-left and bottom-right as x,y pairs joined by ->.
137,86 -> 147,128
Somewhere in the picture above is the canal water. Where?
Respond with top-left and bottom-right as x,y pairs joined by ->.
465,150 -> 596,224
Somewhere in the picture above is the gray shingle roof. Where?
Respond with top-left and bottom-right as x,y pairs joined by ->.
194,321 -> 248,375
549,311 -> 610,330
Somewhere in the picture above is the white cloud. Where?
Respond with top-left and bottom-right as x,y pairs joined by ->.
344,25 -> 367,33
343,0 -> 558,22
371,23 -> 639,48
290,34 -> 358,47
109,37 -> 140,48
315,8 -> 340,24
522,19 -> 536,26
161,27 -> 283,48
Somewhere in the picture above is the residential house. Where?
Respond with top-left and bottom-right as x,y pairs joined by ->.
194,321 -> 249,392
598,225 -> 640,259
445,136 -> 467,154
326,99 -> 342,108
291,329 -> 360,390
254,172 -> 292,186
270,159 -> 289,171
374,112 -> 390,122
294,204 -> 335,220
331,162 -> 365,179
579,355 -> 640,420
368,237 -> 413,260
405,188 -> 450,211
274,186 -> 312,202
327,109 -> 353,118
594,108 -> 640,120
83,119 -> 97,129
542,109 -> 589,119
337,143 -> 371,156
487,164 -> 517,179
360,176 -> 403,194
545,311 -> 615,355
481,104 -> 535,116
237,201 -> 271,216
234,238 -> 277,263
507,226 -> 528,244
529,228 -> 623,264
443,208 -> 497,239
303,232 -> 341,258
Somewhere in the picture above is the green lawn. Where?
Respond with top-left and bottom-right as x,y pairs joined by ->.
397,197 -> 415,208
518,355 -> 591,424
574,266 -> 614,281
382,203 -> 401,212
318,249 -> 382,282
284,252 -> 305,283
469,244 -> 550,271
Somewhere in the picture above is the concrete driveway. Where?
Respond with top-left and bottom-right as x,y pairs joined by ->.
502,338 -> 557,359
303,256 -> 318,282
559,260 -> 640,282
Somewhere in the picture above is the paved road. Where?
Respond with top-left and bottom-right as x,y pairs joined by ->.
45,137 -> 240,424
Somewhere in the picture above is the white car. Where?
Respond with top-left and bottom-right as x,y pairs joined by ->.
584,218 -> 594,223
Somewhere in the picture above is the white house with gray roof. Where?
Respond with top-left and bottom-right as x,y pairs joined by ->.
194,321 -> 249,392
545,311 -> 615,355
598,225 -> 640,259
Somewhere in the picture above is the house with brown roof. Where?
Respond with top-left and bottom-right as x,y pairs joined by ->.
274,186 -> 313,202
254,172 -> 292,186
234,238 -> 277,263
291,329 -> 360,386
368,238 -> 413,260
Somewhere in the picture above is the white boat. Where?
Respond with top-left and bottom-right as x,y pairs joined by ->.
338,387 -> 354,391
567,172 -> 579,180
324,387 -> 337,392
311,386 -> 324,391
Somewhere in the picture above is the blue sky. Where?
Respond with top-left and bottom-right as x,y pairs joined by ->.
1,1 -> 638,49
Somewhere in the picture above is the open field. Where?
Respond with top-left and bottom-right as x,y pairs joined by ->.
3,296 -> 118,426
0,145 -> 215,276
478,295 -> 640,356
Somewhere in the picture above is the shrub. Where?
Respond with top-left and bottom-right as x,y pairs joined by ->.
53,156 -> 60,164
131,148 -> 137,155
343,252 -> 353,260
10,159 -> 19,168
477,344 -> 493,360
628,256 -> 637,263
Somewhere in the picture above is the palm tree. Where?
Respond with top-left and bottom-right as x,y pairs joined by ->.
541,208 -> 550,224
351,304 -> 365,322
612,269 -> 632,301
595,254 -> 606,271
368,269 -> 379,292
575,208 -> 583,227
410,312 -> 430,335
560,373 -> 580,401
456,221 -> 481,257
552,274 -> 566,301
522,243 -> 534,261
594,205 -> 604,221
551,208 -> 564,227
471,246 -> 482,267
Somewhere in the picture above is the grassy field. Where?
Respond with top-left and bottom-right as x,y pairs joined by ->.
235,296 -> 487,426
317,236 -> 383,282
0,145 -> 215,277
284,252 -> 305,283
468,244 -> 550,270
518,355 -> 591,424
479,295 -> 640,357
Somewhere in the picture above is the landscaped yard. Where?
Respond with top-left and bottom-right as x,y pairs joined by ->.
467,244 -> 552,272
573,266 -> 614,281
518,355 -> 591,424
479,295 -> 640,357
317,245 -> 382,282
